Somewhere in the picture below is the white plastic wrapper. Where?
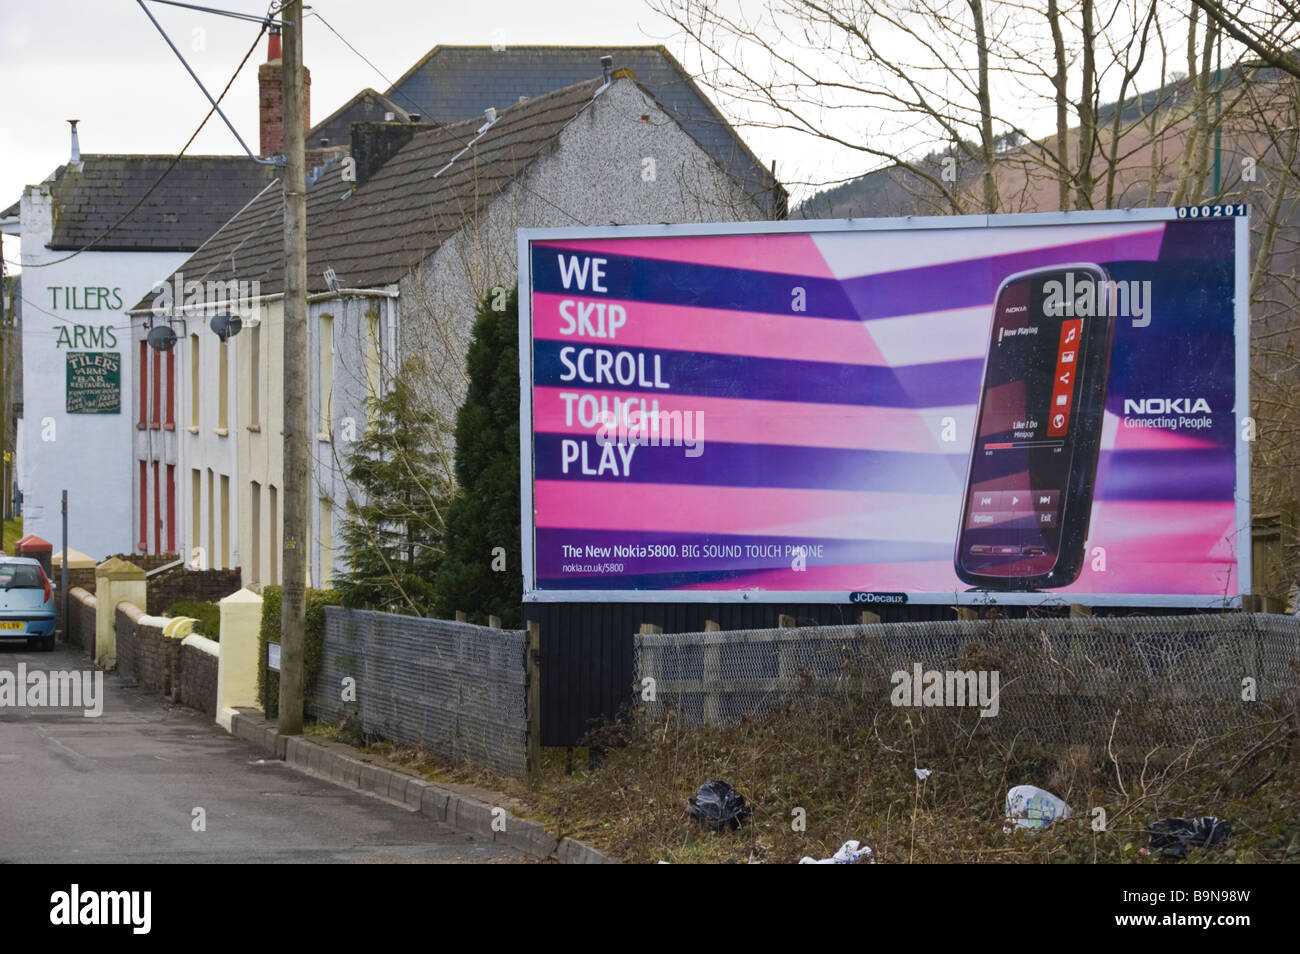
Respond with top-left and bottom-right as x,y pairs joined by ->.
799,839 -> 875,864
1004,785 -> 1072,831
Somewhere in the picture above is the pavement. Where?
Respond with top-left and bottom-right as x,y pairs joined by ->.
0,641 -> 530,863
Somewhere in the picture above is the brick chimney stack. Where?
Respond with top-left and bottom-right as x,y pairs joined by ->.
259,27 -> 310,157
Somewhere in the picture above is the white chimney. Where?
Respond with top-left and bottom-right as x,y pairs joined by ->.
68,119 -> 81,164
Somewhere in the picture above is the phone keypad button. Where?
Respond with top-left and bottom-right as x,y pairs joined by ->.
1031,490 -> 1060,511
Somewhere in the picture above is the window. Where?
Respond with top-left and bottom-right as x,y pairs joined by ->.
249,323 -> 260,427
319,497 -> 333,588
220,474 -> 230,569
166,465 -> 176,553
164,350 -> 175,428
138,461 -> 148,550
138,341 -> 148,428
207,469 -> 215,570
250,481 -> 261,582
153,461 -> 161,553
319,314 -> 334,436
365,311 -> 381,404
268,484 -> 278,584
217,338 -> 228,432
190,334 -> 200,429
0,564 -> 45,589
150,346 -> 161,429
191,469 -> 201,564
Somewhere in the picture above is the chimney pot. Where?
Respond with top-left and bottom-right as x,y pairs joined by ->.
67,119 -> 81,164
258,30 -> 309,157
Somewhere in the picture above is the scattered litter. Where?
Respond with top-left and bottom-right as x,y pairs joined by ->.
687,779 -> 754,832
1004,785 -> 1072,831
1147,816 -> 1231,859
914,768 -> 932,781
799,840 -> 875,864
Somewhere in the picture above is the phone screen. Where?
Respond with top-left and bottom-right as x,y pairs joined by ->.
956,266 -> 1109,586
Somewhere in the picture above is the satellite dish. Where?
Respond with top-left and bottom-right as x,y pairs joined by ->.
210,313 -> 242,340
146,324 -> 178,351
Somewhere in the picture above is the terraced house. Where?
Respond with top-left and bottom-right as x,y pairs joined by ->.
134,55 -> 784,591
1,132 -> 274,560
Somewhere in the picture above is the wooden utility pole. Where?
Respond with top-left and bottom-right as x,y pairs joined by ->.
277,0 -> 308,735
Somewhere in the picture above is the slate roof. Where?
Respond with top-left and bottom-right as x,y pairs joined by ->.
133,77 -> 616,310
30,156 -> 277,252
384,45 -> 785,217
308,88 -> 410,149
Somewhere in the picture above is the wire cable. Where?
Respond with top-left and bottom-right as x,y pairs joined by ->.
20,21 -> 268,269
308,7 -> 588,225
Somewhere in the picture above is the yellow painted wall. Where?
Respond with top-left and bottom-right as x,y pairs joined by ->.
237,301 -> 285,590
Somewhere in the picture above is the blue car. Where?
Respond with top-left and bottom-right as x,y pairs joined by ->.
0,557 -> 56,652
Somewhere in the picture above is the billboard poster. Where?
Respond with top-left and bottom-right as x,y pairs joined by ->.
519,208 -> 1250,607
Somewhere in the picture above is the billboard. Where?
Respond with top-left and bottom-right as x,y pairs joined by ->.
519,208 -> 1250,607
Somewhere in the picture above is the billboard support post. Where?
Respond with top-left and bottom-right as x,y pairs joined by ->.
525,620 -> 541,790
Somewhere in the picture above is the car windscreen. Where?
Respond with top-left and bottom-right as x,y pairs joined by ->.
0,565 -> 44,589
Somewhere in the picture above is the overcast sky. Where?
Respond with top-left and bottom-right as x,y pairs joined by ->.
1,0 -> 1208,271
3,0 -> 806,268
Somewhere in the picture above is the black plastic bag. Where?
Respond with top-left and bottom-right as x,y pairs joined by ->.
1147,816 -> 1231,859
688,780 -> 754,831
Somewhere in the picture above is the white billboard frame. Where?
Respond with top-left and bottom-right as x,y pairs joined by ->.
518,206 -> 1251,608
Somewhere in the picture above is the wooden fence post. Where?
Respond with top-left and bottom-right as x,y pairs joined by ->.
1249,512 -> 1286,612
525,620 -> 541,790
703,619 -> 722,724
455,611 -> 468,623
777,614 -> 797,687
859,611 -> 881,625
488,615 -> 501,629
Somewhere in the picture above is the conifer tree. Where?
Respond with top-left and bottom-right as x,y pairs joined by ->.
434,285 -> 522,626
336,360 -> 452,615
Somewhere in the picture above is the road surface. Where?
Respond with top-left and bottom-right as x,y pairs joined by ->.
0,641 -> 527,863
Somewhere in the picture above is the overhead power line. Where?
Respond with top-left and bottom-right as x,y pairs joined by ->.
20,21 -> 268,268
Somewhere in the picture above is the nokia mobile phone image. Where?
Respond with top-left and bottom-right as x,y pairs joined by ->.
955,263 -> 1116,590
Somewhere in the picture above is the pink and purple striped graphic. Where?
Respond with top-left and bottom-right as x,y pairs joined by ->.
526,217 -> 1242,600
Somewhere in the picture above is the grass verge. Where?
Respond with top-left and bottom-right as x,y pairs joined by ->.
307,689 -> 1299,863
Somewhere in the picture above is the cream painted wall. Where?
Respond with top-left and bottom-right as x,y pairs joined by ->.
175,301 -> 241,573
236,300 -> 284,589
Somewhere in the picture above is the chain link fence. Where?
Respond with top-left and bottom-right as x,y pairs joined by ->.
313,607 -> 528,778
637,613 -> 1300,749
